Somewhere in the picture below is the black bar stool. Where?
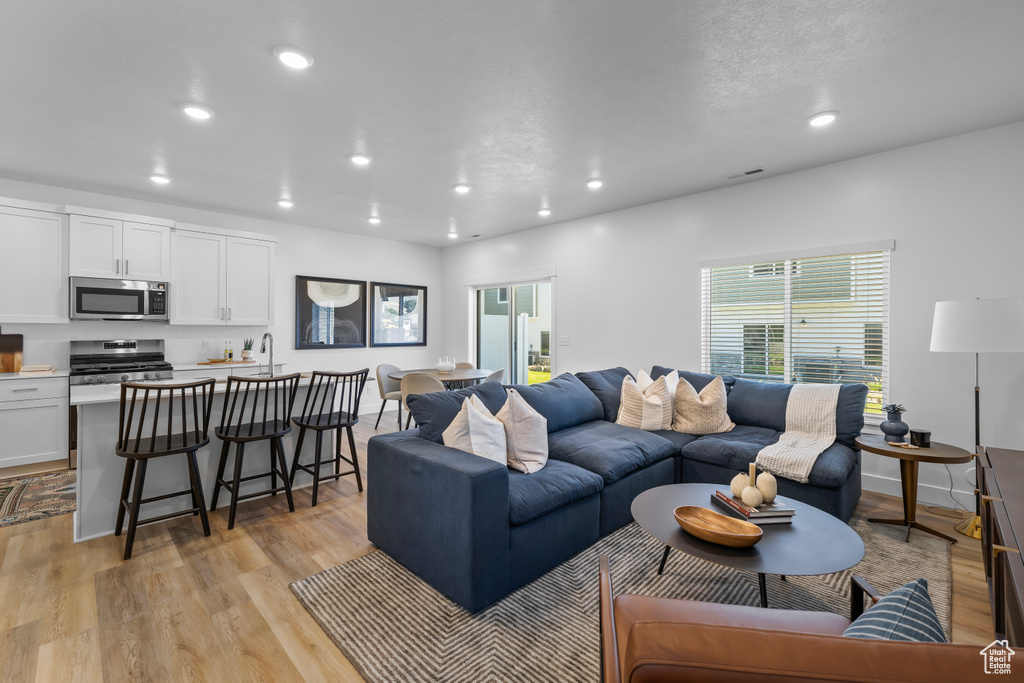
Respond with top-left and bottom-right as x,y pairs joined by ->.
210,373 -> 301,529
114,378 -> 217,560
290,369 -> 368,506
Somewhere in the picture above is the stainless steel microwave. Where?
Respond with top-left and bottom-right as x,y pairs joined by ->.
70,277 -> 169,321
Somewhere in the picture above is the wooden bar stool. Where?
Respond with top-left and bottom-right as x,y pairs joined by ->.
210,373 -> 301,529
290,369 -> 368,506
114,378 -> 217,560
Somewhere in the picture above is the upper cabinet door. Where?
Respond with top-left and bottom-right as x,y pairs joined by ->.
122,222 -> 171,281
170,230 -> 227,325
226,237 -> 275,326
69,215 -> 122,278
0,206 -> 68,323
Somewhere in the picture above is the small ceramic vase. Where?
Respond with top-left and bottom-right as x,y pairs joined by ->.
435,356 -> 456,372
730,472 -> 749,497
880,411 -> 909,443
741,463 -> 763,508
756,471 -> 777,503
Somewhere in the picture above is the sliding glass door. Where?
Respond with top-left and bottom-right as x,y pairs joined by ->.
477,282 -> 551,385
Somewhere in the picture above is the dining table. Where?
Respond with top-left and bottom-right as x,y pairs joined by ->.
387,367 -> 492,389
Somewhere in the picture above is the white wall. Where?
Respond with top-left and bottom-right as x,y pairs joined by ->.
0,177 -> 444,415
441,121 -> 1024,507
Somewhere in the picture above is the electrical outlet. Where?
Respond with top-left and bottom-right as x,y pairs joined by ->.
557,336 -> 570,347
201,339 -> 211,350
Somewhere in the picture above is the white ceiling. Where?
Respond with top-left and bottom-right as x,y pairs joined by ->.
2,1 -> 1024,247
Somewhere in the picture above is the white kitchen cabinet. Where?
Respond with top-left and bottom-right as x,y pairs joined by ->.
0,377 -> 69,469
226,237 -> 276,325
0,203 -> 68,323
69,214 -> 171,281
170,228 -> 276,326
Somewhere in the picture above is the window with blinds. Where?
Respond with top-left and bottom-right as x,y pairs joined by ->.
701,247 -> 889,416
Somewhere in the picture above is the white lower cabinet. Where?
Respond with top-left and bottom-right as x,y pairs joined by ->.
0,378 -> 69,468
171,227 -> 276,326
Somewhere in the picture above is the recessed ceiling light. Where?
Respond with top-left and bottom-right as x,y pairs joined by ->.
586,178 -> 603,190
149,174 -> 170,185
808,110 -> 839,127
180,103 -> 214,120
368,216 -> 381,225
349,154 -> 371,166
448,232 -> 459,239
273,45 -> 314,69
278,199 -> 293,208
453,183 -> 471,194
538,208 -> 551,217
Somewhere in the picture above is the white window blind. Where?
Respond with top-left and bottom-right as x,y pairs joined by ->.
700,248 -> 889,416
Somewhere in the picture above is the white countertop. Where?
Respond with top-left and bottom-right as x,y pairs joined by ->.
71,367 -> 308,406
0,370 -> 69,381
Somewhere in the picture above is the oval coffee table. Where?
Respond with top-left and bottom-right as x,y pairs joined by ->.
631,483 -> 865,608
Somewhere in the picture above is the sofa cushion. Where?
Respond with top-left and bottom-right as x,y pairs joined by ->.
407,382 -> 509,443
835,383 -> 869,448
726,378 -> 792,431
513,373 -> 604,433
673,375 -> 736,435
651,367 -> 736,394
651,429 -> 699,452
681,429 -> 859,488
575,367 -> 632,422
843,578 -> 946,643
508,459 -> 604,526
548,420 -> 676,484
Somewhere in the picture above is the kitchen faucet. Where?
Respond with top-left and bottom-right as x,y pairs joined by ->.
260,332 -> 275,377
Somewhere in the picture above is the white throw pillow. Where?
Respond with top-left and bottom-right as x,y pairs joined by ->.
637,369 -> 678,416
672,375 -> 735,435
616,375 -> 672,431
442,395 -> 507,464
496,388 -> 549,473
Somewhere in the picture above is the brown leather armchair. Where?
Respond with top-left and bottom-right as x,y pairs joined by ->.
599,555 -> 986,682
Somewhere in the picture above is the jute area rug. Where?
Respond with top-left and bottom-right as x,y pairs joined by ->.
0,470 -> 76,528
292,519 -> 951,683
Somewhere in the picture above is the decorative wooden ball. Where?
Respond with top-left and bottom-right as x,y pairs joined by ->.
730,473 -> 748,497
741,484 -> 764,508
756,471 -> 777,503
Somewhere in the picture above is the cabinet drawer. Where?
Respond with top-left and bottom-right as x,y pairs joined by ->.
0,377 -> 69,402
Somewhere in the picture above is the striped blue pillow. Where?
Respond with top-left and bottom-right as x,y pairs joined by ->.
843,578 -> 946,643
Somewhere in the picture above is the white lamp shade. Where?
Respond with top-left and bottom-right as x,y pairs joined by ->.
930,298 -> 1024,353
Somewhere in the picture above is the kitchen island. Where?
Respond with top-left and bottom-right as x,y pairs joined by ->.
71,367 -> 349,542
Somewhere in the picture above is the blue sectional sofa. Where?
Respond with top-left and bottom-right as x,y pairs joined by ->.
367,368 -> 867,612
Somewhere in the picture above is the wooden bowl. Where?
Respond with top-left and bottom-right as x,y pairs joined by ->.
673,505 -> 763,548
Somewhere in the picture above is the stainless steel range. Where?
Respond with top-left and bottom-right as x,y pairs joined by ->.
69,339 -> 174,385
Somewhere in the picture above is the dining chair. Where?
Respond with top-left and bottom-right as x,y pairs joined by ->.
401,373 -> 446,429
483,368 -> 505,383
375,363 -> 403,430
455,362 -> 475,369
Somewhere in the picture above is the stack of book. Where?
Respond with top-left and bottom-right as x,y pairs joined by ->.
711,489 -> 796,525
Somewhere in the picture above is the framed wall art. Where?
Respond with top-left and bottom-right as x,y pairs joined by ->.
295,275 -> 367,349
370,282 -> 427,346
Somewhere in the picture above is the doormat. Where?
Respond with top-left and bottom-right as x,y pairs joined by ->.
0,470 -> 76,527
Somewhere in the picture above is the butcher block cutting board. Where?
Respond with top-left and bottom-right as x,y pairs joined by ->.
0,333 -> 24,374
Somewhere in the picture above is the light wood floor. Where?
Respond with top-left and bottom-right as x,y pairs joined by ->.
0,411 -> 993,682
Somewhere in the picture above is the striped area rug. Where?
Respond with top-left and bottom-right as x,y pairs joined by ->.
291,518 -> 950,682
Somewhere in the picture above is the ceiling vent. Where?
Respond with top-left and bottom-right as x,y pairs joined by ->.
724,167 -> 765,181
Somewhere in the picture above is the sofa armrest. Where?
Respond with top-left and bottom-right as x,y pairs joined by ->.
367,432 -> 512,613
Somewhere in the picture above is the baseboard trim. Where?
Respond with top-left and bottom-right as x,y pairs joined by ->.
861,472 -> 973,510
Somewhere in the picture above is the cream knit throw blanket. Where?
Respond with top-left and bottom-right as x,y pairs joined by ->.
756,384 -> 841,483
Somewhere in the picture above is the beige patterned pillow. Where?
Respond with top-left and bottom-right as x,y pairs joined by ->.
496,388 -> 549,473
616,375 -> 672,431
442,395 -> 508,464
672,375 -> 735,435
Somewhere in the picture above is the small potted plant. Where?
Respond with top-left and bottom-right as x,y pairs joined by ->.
880,403 -> 909,443
242,338 -> 254,361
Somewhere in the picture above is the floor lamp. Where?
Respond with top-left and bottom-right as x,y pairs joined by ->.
929,298 -> 1024,538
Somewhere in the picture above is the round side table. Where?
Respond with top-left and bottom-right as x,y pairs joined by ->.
855,434 -> 972,543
